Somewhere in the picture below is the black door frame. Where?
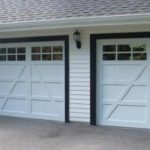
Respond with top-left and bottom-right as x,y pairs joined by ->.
90,32 -> 150,125
0,35 -> 70,122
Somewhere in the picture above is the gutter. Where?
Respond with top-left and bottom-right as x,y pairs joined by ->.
0,14 -> 150,32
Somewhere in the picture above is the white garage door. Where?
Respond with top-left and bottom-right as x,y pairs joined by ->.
0,41 -> 65,121
97,39 -> 150,128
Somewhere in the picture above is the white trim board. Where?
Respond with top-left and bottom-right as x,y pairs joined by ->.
0,14 -> 150,32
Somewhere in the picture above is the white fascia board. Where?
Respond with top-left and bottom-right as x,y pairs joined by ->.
0,14 -> 150,32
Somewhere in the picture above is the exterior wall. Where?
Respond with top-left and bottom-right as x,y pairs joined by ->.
0,29 -> 91,123
69,33 -> 90,122
0,24 -> 150,123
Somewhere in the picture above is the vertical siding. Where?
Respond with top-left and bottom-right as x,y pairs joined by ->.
69,32 -> 90,123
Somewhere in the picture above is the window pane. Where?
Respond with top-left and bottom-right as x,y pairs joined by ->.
133,53 -> 147,60
103,54 -> 115,60
118,45 -> 131,52
53,54 -> 63,60
32,47 -> 40,53
8,55 -> 16,61
32,55 -> 41,60
0,48 -> 6,54
103,45 -> 116,52
17,55 -> 26,61
17,47 -> 26,53
42,54 -> 51,60
53,46 -> 63,52
8,48 -> 16,54
42,47 -> 51,53
133,47 -> 146,52
0,55 -> 6,61
118,53 -> 131,60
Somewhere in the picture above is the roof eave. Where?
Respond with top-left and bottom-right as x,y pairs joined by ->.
0,14 -> 150,32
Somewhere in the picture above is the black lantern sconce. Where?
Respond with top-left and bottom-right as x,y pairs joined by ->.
73,30 -> 81,49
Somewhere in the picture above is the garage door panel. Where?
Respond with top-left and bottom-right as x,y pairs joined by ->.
103,85 -> 148,103
102,64 -> 148,83
102,85 -> 125,101
102,64 -> 141,82
32,100 -> 57,115
97,39 -> 150,128
0,64 -> 25,79
137,69 -> 148,82
32,64 -> 64,80
32,83 -> 64,97
0,82 -> 12,95
46,83 -> 64,97
0,42 -> 65,122
0,98 -> 5,109
102,104 -> 112,115
3,99 -> 28,113
31,100 -> 64,119
32,83 -> 49,97
108,105 -> 147,122
124,85 -> 147,102
11,82 -> 27,96
19,66 -> 29,80
30,44 -> 64,121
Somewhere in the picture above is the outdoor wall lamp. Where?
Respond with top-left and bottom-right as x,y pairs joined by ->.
73,30 -> 81,49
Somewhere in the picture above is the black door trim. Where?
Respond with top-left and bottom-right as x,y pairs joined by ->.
90,32 -> 150,125
0,35 -> 70,123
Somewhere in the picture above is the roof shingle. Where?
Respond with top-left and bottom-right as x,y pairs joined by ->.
0,0 -> 150,23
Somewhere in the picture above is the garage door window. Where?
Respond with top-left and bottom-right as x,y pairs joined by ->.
32,46 -> 63,61
0,47 -> 26,61
103,44 -> 147,61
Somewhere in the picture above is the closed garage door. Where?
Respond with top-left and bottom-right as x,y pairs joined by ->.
0,41 -> 65,121
97,39 -> 150,128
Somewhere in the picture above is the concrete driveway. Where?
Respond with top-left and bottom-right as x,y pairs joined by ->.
0,117 -> 150,150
